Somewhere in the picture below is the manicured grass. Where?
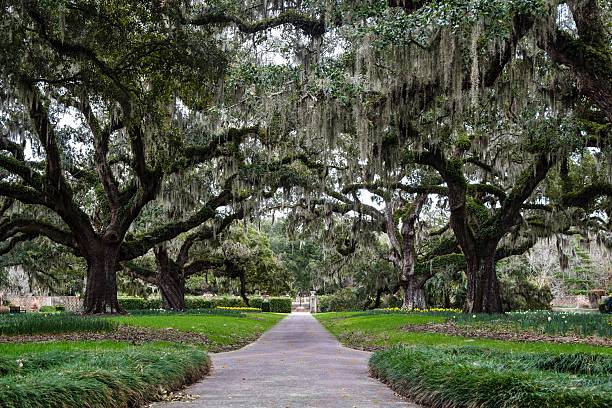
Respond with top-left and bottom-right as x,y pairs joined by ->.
370,346 -> 612,408
0,341 -> 209,408
0,313 -> 118,336
112,312 -> 286,351
315,312 -> 612,354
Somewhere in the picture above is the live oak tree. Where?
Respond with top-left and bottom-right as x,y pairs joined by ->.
266,0 -> 611,313
121,151 -> 310,310
124,212 -> 241,310
1,0 -> 609,315
0,1 -> 325,313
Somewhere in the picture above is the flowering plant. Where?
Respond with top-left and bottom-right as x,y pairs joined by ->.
215,306 -> 261,312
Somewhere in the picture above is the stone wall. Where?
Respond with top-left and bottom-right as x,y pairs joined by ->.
4,296 -> 82,312
551,295 -> 591,308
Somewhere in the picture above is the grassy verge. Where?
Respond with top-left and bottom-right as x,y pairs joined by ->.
0,341 -> 209,408
0,314 -> 117,336
370,345 -> 612,408
315,312 -> 612,354
112,312 -> 286,351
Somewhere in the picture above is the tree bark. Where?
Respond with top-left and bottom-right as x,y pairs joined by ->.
238,273 -> 250,306
373,288 -> 383,309
402,277 -> 426,309
154,247 -> 186,311
158,266 -> 186,311
398,194 -> 428,310
83,244 -> 123,314
464,245 -> 502,313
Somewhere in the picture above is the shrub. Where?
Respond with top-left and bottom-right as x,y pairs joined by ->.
39,306 -> 57,313
269,297 -> 291,313
382,295 -> 403,309
125,308 -> 244,317
0,314 -> 118,335
261,302 -> 271,312
318,288 -> 360,312
118,297 -> 162,310
370,346 -> 612,408
498,259 -> 553,311
599,297 -> 612,314
212,297 -> 245,308
249,297 -> 263,309
55,305 -> 66,312
184,297 -> 214,309
119,295 -> 287,311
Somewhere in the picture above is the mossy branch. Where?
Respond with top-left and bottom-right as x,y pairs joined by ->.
189,9 -> 325,37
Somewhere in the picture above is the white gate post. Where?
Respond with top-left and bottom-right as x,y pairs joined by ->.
309,291 -> 318,314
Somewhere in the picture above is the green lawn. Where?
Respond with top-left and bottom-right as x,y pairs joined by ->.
0,341 -> 208,408
112,312 -> 286,351
315,312 -> 612,354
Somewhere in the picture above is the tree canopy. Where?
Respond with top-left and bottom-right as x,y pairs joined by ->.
0,0 -> 609,313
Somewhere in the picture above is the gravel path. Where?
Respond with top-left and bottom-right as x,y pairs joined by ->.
154,312 -> 419,408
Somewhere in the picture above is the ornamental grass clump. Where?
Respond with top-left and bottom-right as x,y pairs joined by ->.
0,344 -> 209,408
0,314 -> 117,336
370,345 -> 612,408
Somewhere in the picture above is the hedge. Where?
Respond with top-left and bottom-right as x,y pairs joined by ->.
318,289 -> 360,312
269,298 -> 291,313
118,296 -> 291,312
118,297 -> 162,310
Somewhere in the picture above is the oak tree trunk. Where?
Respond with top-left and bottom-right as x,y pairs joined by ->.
402,277 -> 426,310
373,288 -> 383,309
83,244 -> 123,314
239,273 -> 249,306
158,266 -> 186,311
464,247 -> 502,313
154,247 -> 186,311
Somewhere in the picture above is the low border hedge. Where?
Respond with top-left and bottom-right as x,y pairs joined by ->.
118,296 -> 292,312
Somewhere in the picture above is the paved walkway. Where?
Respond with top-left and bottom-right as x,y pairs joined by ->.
155,312 -> 418,408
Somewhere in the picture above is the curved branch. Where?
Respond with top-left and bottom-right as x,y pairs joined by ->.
177,208 -> 244,267
563,182 -> 612,209
122,262 -> 158,285
0,218 -> 76,250
184,258 -> 223,278
189,9 -> 325,37
0,233 -> 37,256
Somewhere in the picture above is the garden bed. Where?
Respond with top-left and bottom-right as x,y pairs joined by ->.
0,313 -> 116,336
370,345 -> 612,408
0,325 -> 208,345
403,322 -> 612,347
